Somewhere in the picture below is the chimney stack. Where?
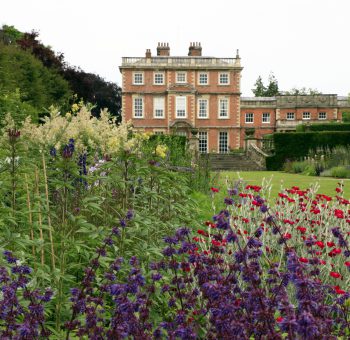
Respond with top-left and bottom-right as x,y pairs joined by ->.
188,42 -> 202,56
157,42 -> 170,56
145,48 -> 151,58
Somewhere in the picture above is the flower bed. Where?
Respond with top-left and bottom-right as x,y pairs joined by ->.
1,180 -> 349,338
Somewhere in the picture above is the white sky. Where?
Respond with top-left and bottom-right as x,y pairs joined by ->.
1,0 -> 350,96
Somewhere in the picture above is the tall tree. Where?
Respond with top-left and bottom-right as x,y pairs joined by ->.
0,42 -> 71,122
252,76 -> 266,97
265,73 -> 279,96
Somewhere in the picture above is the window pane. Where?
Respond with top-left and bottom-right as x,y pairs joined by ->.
176,96 -> 186,117
219,73 -> 229,84
219,131 -> 228,153
219,99 -> 228,117
154,97 -> 165,117
154,73 -> 164,84
199,73 -> 208,84
245,113 -> 253,123
198,99 -> 208,118
134,98 -> 143,117
262,113 -> 270,123
134,73 -> 143,84
198,131 -> 208,153
176,72 -> 186,83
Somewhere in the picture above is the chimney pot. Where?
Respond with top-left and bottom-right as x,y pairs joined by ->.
188,41 -> 202,56
157,42 -> 170,56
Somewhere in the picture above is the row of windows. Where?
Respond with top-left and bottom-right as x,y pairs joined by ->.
285,112 -> 327,120
243,112 -> 328,123
132,71 -> 230,86
133,96 -> 230,119
244,112 -> 271,123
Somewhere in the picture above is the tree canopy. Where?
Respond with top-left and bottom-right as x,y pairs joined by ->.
0,42 -> 71,123
0,25 -> 122,122
252,73 -> 279,97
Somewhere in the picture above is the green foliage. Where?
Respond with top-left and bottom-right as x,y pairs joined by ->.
0,114 -> 208,333
266,132 -> 350,170
329,166 -> 350,178
342,111 -> 350,122
283,87 -> 322,95
0,89 -> 38,125
0,25 -> 23,44
63,67 -> 121,120
0,24 -> 122,120
252,73 -> 279,97
252,76 -> 266,97
0,42 -> 71,122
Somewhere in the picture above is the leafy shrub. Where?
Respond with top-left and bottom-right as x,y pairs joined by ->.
330,166 -> 350,178
290,160 -> 308,173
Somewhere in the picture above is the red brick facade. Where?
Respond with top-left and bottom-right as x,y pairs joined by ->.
120,43 -> 350,152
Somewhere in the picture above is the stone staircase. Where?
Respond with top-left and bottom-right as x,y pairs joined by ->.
208,153 -> 265,171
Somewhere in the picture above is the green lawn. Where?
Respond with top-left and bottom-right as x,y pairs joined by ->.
192,171 -> 350,222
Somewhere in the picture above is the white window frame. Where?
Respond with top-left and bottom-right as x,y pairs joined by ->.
198,72 -> 209,85
198,98 -> 209,119
218,72 -> 230,85
218,98 -> 229,119
176,96 -> 187,118
133,72 -> 144,85
318,112 -> 327,120
218,131 -> 229,154
198,131 -> 208,154
153,97 -> 165,118
176,71 -> 187,84
133,97 -> 144,118
245,113 -> 254,123
262,112 -> 270,123
153,72 -> 165,85
286,112 -> 295,120
302,112 -> 311,120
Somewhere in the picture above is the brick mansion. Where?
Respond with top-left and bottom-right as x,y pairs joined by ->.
119,43 -> 350,153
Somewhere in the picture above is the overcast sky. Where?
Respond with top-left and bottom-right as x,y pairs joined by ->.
2,0 -> 349,96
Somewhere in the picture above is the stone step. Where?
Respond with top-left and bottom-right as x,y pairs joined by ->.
207,153 -> 265,171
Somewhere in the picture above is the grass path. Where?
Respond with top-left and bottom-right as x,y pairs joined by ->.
191,171 -> 350,222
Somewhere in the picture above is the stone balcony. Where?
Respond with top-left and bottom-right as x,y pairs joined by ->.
120,57 -> 241,69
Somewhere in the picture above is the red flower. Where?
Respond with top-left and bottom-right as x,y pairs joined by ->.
299,257 -> 308,263
210,187 -> 219,193
334,285 -> 345,294
327,241 -> 335,247
197,229 -> 208,237
297,226 -> 307,234
334,209 -> 344,219
211,239 -> 221,247
336,187 -> 342,193
330,271 -> 342,279
315,241 -> 324,249
283,233 -> 292,240
329,248 -> 342,257
276,316 -> 283,323
345,261 -> 350,267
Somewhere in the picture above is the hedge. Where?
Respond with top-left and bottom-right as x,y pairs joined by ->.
266,132 -> 350,170
296,123 -> 350,132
